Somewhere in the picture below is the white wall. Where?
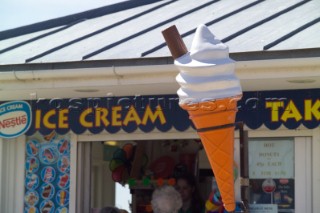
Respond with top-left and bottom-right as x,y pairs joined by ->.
312,128 -> 320,212
0,136 -> 25,213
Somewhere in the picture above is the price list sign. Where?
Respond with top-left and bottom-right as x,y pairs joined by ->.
249,139 -> 294,179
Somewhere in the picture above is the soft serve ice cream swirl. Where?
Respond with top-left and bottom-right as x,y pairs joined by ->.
175,24 -> 242,104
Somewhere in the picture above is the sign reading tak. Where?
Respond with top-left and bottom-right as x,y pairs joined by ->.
236,89 -> 320,129
266,99 -> 320,122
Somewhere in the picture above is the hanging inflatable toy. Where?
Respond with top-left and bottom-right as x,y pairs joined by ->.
206,188 -> 224,213
109,143 -> 148,183
109,143 -> 134,183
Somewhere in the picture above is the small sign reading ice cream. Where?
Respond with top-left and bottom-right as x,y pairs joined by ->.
0,101 -> 32,138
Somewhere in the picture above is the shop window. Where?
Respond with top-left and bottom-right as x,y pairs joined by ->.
76,135 -> 311,213
248,138 -> 294,213
78,139 -> 201,213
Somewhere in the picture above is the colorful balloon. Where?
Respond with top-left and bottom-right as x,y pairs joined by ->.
112,165 -> 125,182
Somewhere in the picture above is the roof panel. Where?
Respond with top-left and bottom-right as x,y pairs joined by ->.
225,0 -> 320,52
0,0 -> 170,64
143,0 -> 311,57
0,23 -> 89,64
31,0 -> 191,62
0,0 -> 319,65
0,27 -> 62,51
62,0 -> 228,60
270,22 -> 320,50
90,0 -> 262,59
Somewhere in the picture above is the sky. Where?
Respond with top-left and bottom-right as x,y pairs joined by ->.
0,0 -> 123,31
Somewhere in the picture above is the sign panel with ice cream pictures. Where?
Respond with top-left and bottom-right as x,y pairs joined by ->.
24,131 -> 70,213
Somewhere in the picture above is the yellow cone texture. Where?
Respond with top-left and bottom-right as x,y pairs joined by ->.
181,96 -> 240,212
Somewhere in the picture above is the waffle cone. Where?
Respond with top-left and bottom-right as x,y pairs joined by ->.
180,96 -> 241,212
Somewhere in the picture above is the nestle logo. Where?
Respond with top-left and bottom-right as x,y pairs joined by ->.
0,101 -> 32,139
0,115 -> 27,129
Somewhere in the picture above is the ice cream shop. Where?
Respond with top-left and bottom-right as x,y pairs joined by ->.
1,1 -> 320,213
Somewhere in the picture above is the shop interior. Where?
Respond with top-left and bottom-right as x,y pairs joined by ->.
85,139 -> 215,213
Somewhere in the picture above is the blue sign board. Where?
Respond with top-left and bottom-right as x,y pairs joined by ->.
1,89 -> 320,137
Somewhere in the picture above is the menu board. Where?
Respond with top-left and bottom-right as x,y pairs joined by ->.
249,139 -> 294,179
24,132 -> 70,213
249,139 -> 295,212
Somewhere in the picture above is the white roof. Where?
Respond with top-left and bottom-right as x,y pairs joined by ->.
0,0 -> 319,65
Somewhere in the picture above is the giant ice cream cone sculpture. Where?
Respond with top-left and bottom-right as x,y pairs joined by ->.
162,25 -> 242,212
